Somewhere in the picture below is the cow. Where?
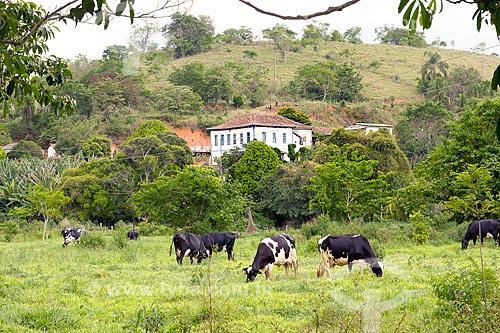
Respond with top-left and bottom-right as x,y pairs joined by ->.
317,234 -> 383,278
169,232 -> 209,265
127,231 -> 139,240
461,219 -> 500,250
201,232 -> 241,260
61,228 -> 86,247
243,234 -> 298,282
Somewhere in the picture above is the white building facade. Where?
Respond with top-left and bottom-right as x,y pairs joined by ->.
208,114 -> 314,165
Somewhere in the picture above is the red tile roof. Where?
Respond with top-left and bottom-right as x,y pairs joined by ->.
208,114 -> 313,131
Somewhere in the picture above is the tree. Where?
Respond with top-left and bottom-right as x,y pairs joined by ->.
395,101 -> 453,166
262,24 -> 298,61
162,13 -> 215,58
415,98 -> 500,202
82,136 -> 112,160
132,166 -> 246,233
277,107 -> 312,125
301,22 -> 330,46
217,27 -> 254,44
129,20 -> 161,52
421,51 -> 449,81
256,161 -> 318,226
375,25 -> 427,47
233,141 -> 282,198
343,27 -> 363,44
445,165 -> 495,221
9,185 -> 70,242
151,84 -> 203,115
8,140 -> 44,160
308,152 -> 387,223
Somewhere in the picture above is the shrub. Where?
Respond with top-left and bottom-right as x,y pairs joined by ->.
137,222 -> 170,236
77,232 -> 106,249
0,220 -> 19,242
301,215 -> 338,239
410,211 -> 431,244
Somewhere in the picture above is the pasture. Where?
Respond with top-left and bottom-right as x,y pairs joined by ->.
0,227 -> 499,332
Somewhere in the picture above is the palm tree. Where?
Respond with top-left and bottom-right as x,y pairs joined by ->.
421,51 -> 449,81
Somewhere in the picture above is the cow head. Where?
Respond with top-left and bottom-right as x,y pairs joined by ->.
461,238 -> 469,250
197,249 -> 210,263
77,228 -> 86,235
371,261 -> 384,277
243,266 -> 261,282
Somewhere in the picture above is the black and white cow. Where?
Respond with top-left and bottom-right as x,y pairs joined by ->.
462,219 -> 500,250
127,231 -> 139,240
61,228 -> 86,247
201,232 -> 241,260
243,234 -> 298,282
317,234 -> 383,278
169,232 -> 209,265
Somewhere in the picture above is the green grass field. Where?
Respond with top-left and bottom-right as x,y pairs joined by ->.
1,228 -> 499,332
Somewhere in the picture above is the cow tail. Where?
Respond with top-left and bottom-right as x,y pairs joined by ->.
169,237 -> 174,256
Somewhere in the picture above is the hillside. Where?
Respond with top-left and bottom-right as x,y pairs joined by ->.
139,41 -> 500,101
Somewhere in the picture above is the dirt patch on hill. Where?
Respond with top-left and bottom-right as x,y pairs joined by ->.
168,127 -> 210,147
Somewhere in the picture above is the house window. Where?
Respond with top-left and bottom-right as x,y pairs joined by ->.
227,134 -> 231,145
272,133 -> 276,143
233,134 -> 237,145
246,132 -> 250,143
299,136 -> 304,145
240,133 -> 243,144
221,134 -> 225,146
283,133 -> 286,143
214,135 -> 218,146
262,132 -> 266,143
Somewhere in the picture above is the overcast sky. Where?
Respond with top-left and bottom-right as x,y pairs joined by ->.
33,0 -> 500,60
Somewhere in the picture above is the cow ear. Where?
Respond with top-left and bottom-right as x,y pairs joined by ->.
242,268 -> 247,272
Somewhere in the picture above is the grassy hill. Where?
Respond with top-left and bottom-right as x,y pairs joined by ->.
140,41 -> 499,101
128,41 -> 499,129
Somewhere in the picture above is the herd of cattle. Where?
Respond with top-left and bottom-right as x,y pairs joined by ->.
61,218 -> 500,282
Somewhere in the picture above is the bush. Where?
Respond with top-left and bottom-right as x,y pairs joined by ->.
0,220 -> 19,242
77,232 -> 106,249
301,215 -> 338,239
137,222 -> 170,236
410,211 -> 431,244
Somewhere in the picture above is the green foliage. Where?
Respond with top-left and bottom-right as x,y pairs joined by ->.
277,107 -> 312,125
8,140 -> 44,160
433,265 -> 500,332
289,60 -> 363,102
375,25 -> 427,47
395,101 -> 452,166
415,98 -> 500,202
233,141 -> 282,198
444,164 -> 494,221
82,135 -> 112,159
0,1 -> 74,115
133,166 -> 246,233
136,222 -> 170,236
409,211 -> 431,244
300,214 -> 338,239
77,232 -> 106,249
217,27 -> 254,45
309,151 -> 391,223
127,119 -> 168,141
256,161 -> 318,226
232,95 -> 244,108
151,84 -> 203,116
0,220 -> 19,242
163,13 -> 215,58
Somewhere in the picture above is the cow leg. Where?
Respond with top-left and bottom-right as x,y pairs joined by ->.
293,259 -> 298,277
348,261 -> 354,272
264,265 -> 272,280
227,245 -> 234,260
284,263 -> 289,277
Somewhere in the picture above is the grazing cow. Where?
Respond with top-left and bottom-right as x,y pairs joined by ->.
243,234 -> 298,282
127,231 -> 139,240
317,234 -> 383,278
201,232 -> 241,260
61,228 -> 86,247
461,219 -> 500,250
169,232 -> 209,265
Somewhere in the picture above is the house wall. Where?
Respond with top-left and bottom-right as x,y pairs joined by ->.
210,126 -> 311,164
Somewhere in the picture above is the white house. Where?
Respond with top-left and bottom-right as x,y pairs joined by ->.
207,114 -> 314,164
345,122 -> 394,135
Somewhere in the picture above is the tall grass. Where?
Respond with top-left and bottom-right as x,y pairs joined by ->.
0,224 -> 499,332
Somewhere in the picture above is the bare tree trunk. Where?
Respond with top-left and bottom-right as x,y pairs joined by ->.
246,206 -> 257,234
42,216 -> 48,243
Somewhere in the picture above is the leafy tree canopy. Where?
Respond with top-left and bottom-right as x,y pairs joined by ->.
277,107 -> 312,125
375,25 -> 427,47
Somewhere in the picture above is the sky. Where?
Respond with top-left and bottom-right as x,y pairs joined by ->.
33,0 -> 500,60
